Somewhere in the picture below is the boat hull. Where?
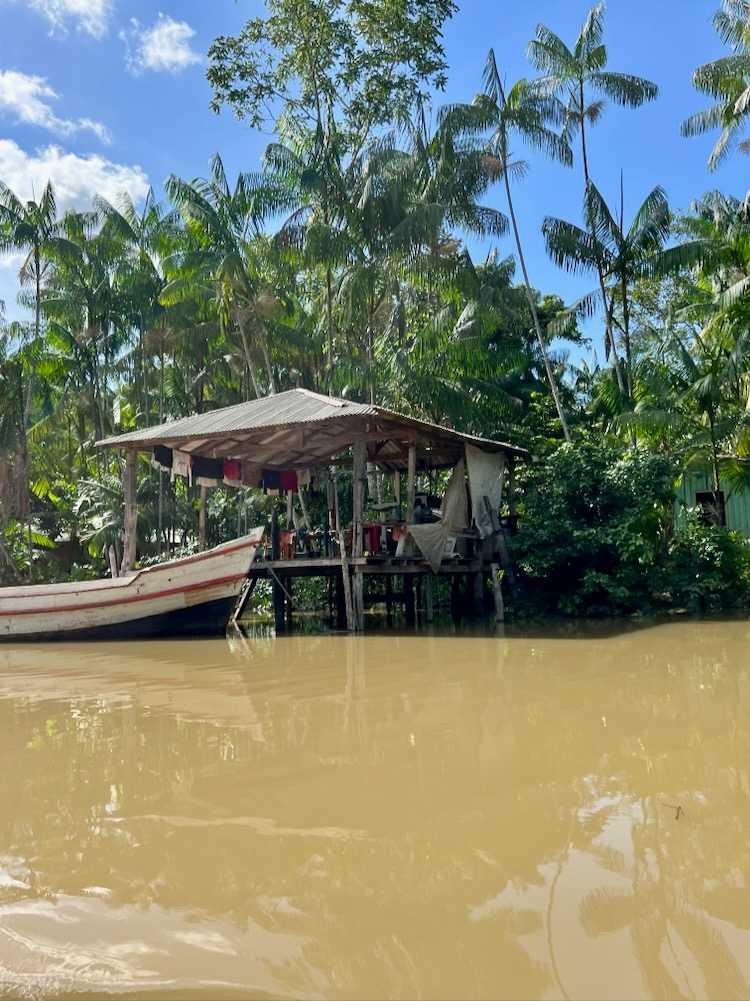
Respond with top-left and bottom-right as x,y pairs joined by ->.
0,529 -> 264,642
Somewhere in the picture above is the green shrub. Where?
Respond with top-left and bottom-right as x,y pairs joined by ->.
510,442 -> 750,616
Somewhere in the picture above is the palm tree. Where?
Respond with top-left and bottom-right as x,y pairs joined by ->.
543,183 -> 672,402
683,0 -> 750,170
0,181 -> 60,574
528,3 -> 658,391
166,154 -> 278,396
95,190 -> 178,425
478,52 -> 574,441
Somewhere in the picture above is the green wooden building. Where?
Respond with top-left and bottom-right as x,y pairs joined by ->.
675,467 -> 750,538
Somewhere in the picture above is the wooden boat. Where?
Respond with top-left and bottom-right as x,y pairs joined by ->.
0,527 -> 265,642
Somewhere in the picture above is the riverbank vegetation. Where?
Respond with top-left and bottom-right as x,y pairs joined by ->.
3,0 -> 750,615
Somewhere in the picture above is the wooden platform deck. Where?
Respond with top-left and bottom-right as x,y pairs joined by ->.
248,556 -> 483,577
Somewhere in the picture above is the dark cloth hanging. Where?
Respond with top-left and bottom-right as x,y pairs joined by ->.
263,469 -> 282,493
191,454 -> 223,480
279,470 -> 298,493
153,445 -> 173,469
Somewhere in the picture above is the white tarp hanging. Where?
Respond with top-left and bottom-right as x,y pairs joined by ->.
408,458 -> 468,573
465,444 -> 505,539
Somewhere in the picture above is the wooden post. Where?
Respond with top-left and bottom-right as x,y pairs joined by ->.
352,440 -> 367,631
335,572 -> 346,629
490,562 -> 504,623
404,575 -> 416,626
385,574 -> 393,625
406,445 -> 417,523
108,545 -> 119,579
334,471 -> 355,632
450,574 -> 462,623
285,577 -> 294,628
122,450 -> 137,573
507,456 -> 517,519
199,484 -> 208,551
424,574 -> 434,622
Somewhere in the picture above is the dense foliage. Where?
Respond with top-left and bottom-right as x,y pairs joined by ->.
512,443 -> 750,615
3,0 -> 750,616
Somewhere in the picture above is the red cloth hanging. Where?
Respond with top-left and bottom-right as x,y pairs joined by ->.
364,524 -> 381,553
223,459 -> 241,482
279,470 -> 298,492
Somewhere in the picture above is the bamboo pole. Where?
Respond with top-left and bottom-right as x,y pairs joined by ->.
406,445 -> 417,523
199,485 -> 208,551
122,450 -> 137,573
334,470 -> 355,632
352,440 -> 367,630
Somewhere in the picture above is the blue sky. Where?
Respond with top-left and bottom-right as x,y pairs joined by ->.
0,0 -> 747,365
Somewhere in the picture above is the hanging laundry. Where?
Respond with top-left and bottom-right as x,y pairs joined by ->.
242,466 -> 263,488
298,468 -> 312,489
364,524 -> 381,553
263,470 -> 282,494
191,454 -> 224,480
195,476 -> 220,488
153,445 -> 173,470
172,449 -> 192,484
222,458 -> 240,482
279,470 -> 298,493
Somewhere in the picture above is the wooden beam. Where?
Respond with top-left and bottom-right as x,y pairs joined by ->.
122,450 -> 137,573
352,439 -> 367,630
334,474 -> 355,632
198,484 -> 208,551
406,445 -> 417,523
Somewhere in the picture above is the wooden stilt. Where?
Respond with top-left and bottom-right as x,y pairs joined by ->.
352,439 -> 367,630
450,575 -> 462,623
406,445 -> 417,523
285,577 -> 294,628
334,471 -> 355,632
490,562 -> 504,623
385,574 -> 393,625
273,579 -> 286,633
424,574 -> 434,622
199,485 -> 208,551
472,572 -> 484,617
122,450 -> 137,573
404,575 -> 416,626
335,570 -> 347,629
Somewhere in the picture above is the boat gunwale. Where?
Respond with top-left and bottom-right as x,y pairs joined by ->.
0,529 -> 265,603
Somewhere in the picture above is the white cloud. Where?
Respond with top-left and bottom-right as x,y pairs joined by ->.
25,0 -> 113,38
0,70 -> 110,143
0,139 -> 148,213
121,13 -> 201,75
0,140 -> 149,320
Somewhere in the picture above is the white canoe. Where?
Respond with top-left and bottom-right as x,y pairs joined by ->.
0,527 -> 265,642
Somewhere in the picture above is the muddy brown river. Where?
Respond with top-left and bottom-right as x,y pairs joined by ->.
0,620 -> 749,999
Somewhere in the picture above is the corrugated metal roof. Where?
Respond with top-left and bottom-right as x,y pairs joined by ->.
97,388 -> 527,459
98,389 -> 375,444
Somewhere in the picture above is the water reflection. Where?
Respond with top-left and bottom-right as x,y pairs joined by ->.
0,621 -> 749,998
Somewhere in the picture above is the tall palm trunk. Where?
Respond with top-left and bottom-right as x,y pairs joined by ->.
502,168 -> 571,442
236,318 -> 262,398
494,88 -> 571,441
579,102 -> 627,397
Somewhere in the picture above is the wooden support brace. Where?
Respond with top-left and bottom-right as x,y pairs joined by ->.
122,450 -> 137,573
199,485 -> 208,551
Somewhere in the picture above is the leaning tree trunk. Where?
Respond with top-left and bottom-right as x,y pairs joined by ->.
502,163 -> 571,442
